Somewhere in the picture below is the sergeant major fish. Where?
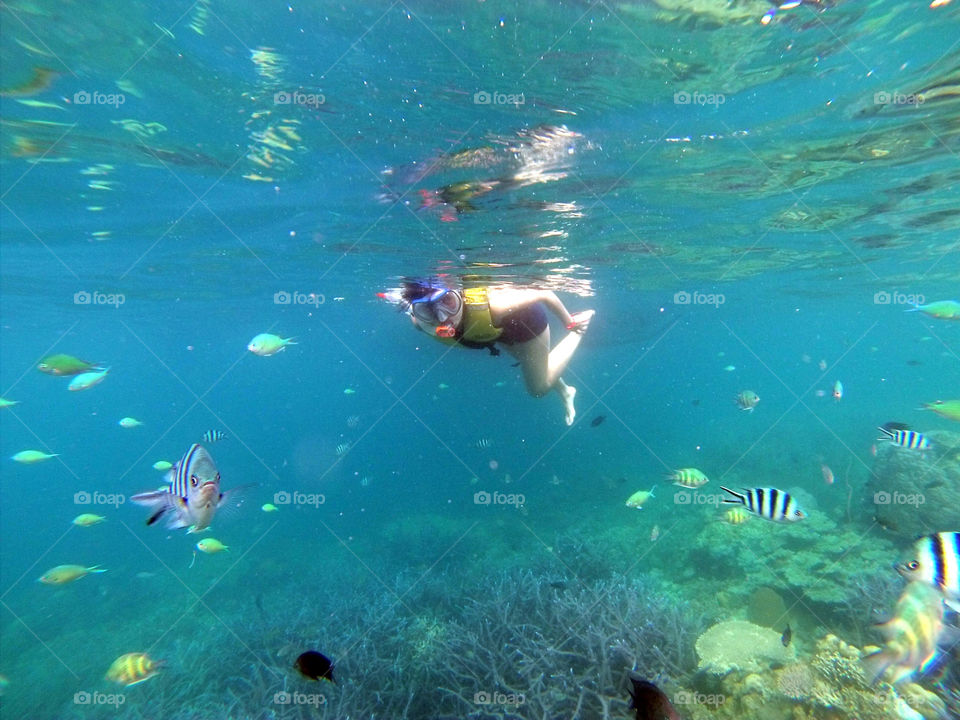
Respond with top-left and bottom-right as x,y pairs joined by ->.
896,531 -> 959,610
877,426 -> 930,451
862,581 -> 952,685
131,444 -> 246,533
720,486 -> 806,522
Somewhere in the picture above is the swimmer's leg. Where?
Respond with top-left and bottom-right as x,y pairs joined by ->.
545,309 -> 594,387
556,378 -> 576,426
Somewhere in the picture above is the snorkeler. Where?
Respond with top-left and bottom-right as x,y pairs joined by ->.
379,279 -> 595,425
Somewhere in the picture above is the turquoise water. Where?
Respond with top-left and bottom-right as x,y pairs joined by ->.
1,1 -> 959,718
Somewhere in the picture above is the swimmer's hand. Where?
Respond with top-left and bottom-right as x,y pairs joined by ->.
566,310 -> 595,334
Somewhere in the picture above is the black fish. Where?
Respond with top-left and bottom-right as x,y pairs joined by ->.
548,581 -> 567,590
591,415 -> 606,427
881,421 -> 911,432
294,650 -> 335,684
906,359 -> 922,366
628,672 -> 680,720
781,624 -> 792,647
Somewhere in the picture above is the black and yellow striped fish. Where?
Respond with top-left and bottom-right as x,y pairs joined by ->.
720,486 -> 806,522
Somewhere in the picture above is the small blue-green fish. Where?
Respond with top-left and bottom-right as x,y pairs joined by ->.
118,417 -> 142,428
247,333 -> 296,356
68,367 -> 109,392
720,486 -> 805,522
910,300 -> 960,320
0,397 -> 20,409
877,426 -> 930,450
201,429 -> 225,444
11,449 -> 58,464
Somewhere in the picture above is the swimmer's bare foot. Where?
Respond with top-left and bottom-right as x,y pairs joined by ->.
568,309 -> 595,334
561,384 -> 577,426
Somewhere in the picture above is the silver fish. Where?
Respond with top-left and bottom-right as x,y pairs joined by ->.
131,444 -> 242,533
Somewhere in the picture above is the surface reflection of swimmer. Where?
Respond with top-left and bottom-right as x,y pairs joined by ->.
379,279 -> 595,425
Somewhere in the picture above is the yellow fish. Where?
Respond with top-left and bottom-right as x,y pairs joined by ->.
922,399 -> 960,422
38,564 -> 106,584
669,468 -> 709,488
105,653 -> 164,686
625,487 -> 656,509
196,537 -> 228,554
72,514 -> 106,527
152,460 -> 173,471
725,508 -> 750,525
261,503 -> 279,513
11,450 -> 58,464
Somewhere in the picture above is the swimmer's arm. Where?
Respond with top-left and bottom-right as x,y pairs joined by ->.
487,289 -> 574,327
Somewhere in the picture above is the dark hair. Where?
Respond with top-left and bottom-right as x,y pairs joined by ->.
400,278 -> 447,304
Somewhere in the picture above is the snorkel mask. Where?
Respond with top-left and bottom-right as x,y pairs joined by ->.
378,284 -> 463,337
410,288 -> 462,337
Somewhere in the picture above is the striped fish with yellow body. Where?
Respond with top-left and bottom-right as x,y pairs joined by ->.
669,468 -> 709,489
725,507 -> 750,525
862,581 -> 951,684
105,653 -> 164,686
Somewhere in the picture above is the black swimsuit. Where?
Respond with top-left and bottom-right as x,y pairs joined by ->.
495,304 -> 549,345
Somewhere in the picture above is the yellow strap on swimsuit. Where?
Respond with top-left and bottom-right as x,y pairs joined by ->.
460,287 -> 502,344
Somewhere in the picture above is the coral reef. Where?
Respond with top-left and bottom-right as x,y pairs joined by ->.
867,430 -> 960,540
684,631 -> 950,720
692,509 -> 898,614
695,620 -> 795,674
45,567 -> 706,719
